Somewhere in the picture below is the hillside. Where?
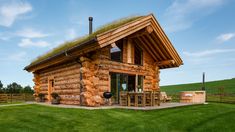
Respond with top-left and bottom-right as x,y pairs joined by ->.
161,78 -> 235,94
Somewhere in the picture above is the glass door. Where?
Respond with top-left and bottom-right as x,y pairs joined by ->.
110,73 -> 128,104
110,73 -> 144,104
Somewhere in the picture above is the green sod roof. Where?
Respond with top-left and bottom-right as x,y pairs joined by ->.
29,15 -> 143,67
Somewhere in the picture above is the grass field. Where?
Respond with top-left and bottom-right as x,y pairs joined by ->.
0,103 -> 235,132
161,78 -> 235,103
161,78 -> 235,94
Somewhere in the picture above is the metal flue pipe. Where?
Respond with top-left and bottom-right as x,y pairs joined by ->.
202,72 -> 205,90
89,17 -> 93,35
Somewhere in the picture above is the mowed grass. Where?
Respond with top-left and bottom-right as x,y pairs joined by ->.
0,103 -> 235,132
161,78 -> 235,94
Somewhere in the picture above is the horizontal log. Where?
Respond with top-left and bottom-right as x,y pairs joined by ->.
156,60 -> 175,66
40,62 -> 80,74
40,69 -> 80,79
55,79 -> 80,85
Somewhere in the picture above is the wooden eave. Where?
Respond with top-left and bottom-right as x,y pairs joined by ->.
96,14 -> 183,69
25,38 -> 99,72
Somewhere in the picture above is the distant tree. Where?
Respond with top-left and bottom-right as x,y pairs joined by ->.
0,80 -> 3,88
0,80 -> 3,93
23,85 -> 34,93
6,82 -> 23,93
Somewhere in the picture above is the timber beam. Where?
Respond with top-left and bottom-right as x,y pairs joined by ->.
156,60 -> 175,66
128,26 -> 154,39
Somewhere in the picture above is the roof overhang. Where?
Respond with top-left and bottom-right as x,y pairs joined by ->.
96,14 -> 183,69
25,14 -> 183,72
25,38 -> 98,72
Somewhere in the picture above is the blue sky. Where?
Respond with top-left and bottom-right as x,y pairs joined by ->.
0,0 -> 235,87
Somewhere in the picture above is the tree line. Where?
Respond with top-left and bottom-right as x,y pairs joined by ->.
0,80 -> 34,94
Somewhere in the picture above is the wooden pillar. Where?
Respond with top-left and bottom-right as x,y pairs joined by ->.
123,39 -> 128,63
135,74 -> 138,92
156,66 -> 160,90
127,38 -> 133,64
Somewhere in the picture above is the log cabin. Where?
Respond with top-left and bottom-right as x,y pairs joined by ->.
24,14 -> 183,106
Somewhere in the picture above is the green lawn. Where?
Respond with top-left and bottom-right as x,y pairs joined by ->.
0,103 -> 235,132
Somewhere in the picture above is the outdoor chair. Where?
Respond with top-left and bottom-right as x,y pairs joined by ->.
144,91 -> 152,106
160,92 -> 172,102
119,91 -> 128,106
127,93 -> 136,106
153,91 -> 161,106
136,93 -> 145,107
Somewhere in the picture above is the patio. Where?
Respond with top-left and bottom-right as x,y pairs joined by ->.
34,102 -> 205,110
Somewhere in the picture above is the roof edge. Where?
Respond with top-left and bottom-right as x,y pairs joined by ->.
24,37 -> 97,71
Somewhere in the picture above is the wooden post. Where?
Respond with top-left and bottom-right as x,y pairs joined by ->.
10,88 -> 12,103
24,93 -> 26,102
135,74 -> 138,92
127,38 -> 132,63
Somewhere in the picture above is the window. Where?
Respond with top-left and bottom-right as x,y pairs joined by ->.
110,39 -> 123,62
137,75 -> 143,91
50,80 -> 54,88
134,45 -> 143,65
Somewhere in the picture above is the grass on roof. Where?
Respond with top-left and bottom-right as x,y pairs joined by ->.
28,15 -> 143,67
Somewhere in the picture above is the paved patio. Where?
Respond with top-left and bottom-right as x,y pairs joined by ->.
32,102 -> 206,110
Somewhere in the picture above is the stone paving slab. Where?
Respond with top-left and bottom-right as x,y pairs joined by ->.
31,102 -> 206,110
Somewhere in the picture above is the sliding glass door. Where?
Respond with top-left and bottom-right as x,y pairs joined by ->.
110,73 -> 144,104
110,73 -> 128,104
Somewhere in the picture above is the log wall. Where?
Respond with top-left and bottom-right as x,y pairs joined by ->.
33,61 -> 81,105
78,40 -> 159,106
32,38 -> 160,106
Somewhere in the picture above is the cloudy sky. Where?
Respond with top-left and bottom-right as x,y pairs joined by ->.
0,0 -> 235,87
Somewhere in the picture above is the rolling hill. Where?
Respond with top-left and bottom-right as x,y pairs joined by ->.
161,78 -> 235,94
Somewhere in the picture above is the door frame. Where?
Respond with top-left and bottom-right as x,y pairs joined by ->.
48,76 -> 54,101
110,72 -> 141,104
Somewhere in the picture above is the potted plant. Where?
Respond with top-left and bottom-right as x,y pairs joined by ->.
38,93 -> 45,102
51,92 -> 60,104
33,93 -> 39,102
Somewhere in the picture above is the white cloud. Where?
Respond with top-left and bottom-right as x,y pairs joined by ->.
66,28 -> 77,40
8,51 -> 27,61
163,0 -> 225,32
0,32 -> 11,41
216,33 -> 235,42
0,1 -> 32,27
15,28 -> 49,38
183,49 -> 235,57
18,38 -> 49,47
0,51 -> 27,61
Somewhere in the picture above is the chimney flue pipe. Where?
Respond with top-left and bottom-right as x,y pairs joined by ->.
89,17 -> 93,35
